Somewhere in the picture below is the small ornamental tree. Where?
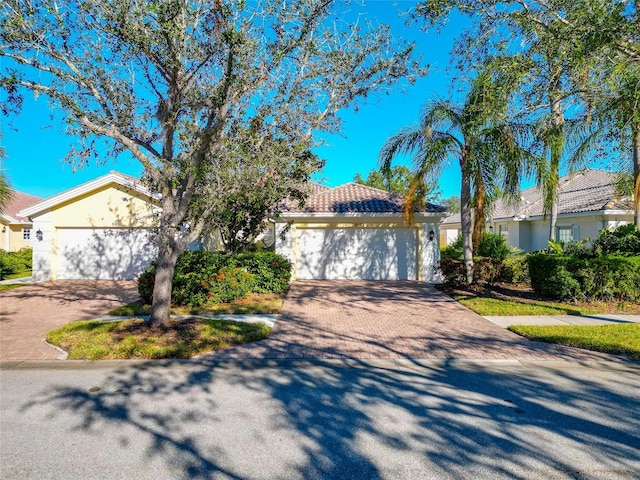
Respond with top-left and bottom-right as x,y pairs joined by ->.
1,0 -> 420,326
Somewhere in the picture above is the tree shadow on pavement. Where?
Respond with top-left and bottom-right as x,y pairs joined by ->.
14,359 -> 640,479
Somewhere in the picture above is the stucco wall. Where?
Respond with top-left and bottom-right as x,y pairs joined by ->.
50,185 -> 158,228
0,223 -> 32,252
30,183 -> 160,281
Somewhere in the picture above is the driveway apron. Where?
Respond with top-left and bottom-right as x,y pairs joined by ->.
201,280 -> 618,361
0,281 -> 138,360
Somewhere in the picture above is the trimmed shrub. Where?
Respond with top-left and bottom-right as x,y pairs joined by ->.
136,250 -> 292,305
205,266 -> 256,304
502,255 -> 529,283
593,224 -> 640,256
473,257 -> 505,285
137,268 -> 155,304
477,232 -> 510,260
232,251 -> 292,294
0,248 -> 32,279
578,256 -> 640,302
527,254 -> 582,300
528,253 -> 640,301
439,258 -> 466,284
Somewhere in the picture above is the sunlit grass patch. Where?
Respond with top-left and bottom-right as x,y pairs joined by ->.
454,295 -> 596,316
508,324 -> 640,360
46,318 -> 271,360
0,284 -> 25,291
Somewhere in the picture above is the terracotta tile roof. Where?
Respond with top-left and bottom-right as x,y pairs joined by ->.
285,182 -> 445,214
1,190 -> 43,223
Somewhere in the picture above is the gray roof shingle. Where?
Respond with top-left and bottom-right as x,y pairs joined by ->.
443,169 -> 632,224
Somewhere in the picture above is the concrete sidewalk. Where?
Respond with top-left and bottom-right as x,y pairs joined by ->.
484,314 -> 640,328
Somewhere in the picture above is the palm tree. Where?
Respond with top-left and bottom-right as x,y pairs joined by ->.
0,136 -> 13,214
379,72 -> 532,283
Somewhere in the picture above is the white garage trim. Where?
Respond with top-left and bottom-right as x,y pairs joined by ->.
54,228 -> 157,280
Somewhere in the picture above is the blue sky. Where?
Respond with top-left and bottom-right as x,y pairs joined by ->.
1,1 -> 466,200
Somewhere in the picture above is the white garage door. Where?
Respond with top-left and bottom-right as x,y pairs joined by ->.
56,228 -> 157,280
295,227 -> 417,280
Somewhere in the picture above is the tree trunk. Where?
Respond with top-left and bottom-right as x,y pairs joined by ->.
460,153 -> 474,284
472,172 -> 487,253
633,125 -> 640,227
148,225 -> 182,327
547,88 -> 564,244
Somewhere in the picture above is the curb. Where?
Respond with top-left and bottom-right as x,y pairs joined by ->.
2,357 -> 639,372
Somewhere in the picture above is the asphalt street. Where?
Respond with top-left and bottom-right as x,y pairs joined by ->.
1,359 -> 639,479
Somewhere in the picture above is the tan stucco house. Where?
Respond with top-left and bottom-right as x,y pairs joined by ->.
19,171 -> 160,281
1,190 -> 43,252
275,183 -> 447,281
440,169 -> 635,252
20,172 -> 447,282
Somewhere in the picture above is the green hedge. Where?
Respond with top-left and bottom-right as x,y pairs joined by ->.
528,254 -> 640,301
0,248 -> 32,279
439,256 -> 527,285
138,250 -> 292,306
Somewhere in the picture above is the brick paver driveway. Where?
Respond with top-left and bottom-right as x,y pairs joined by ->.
201,280 -> 617,362
0,281 -> 138,360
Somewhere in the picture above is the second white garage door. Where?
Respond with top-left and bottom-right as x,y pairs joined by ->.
55,228 -> 157,280
295,227 -> 417,280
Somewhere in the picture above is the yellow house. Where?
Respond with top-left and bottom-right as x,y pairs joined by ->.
19,172 -> 160,281
1,191 -> 43,252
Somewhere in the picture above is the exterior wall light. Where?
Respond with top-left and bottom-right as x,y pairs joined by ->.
36,229 -> 44,242
428,230 -> 435,242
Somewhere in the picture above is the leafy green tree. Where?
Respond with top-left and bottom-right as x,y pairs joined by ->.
415,0 -> 640,231
440,195 -> 460,214
0,132 -> 12,214
354,165 -> 441,200
1,0 -> 419,326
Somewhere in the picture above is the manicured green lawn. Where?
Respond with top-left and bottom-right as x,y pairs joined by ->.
0,284 -> 25,291
46,317 -> 271,360
509,324 -> 640,360
1,270 -> 32,280
454,295 -> 597,316
108,293 -> 284,316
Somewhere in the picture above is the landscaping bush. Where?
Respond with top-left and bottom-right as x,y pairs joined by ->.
472,257 -> 506,285
137,250 -> 292,306
440,236 -> 463,260
137,268 -> 155,304
528,253 -> 640,301
438,258 -> 466,284
204,266 -> 256,304
527,254 -> 582,300
592,224 -> 640,256
502,255 -> 529,283
233,251 -> 292,294
439,233 -> 521,284
0,248 -> 32,279
476,232 -> 511,260
577,256 -> 640,302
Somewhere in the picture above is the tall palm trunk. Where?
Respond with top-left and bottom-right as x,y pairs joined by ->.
460,150 -> 474,283
547,88 -> 564,244
633,125 -> 640,226
472,171 -> 487,253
